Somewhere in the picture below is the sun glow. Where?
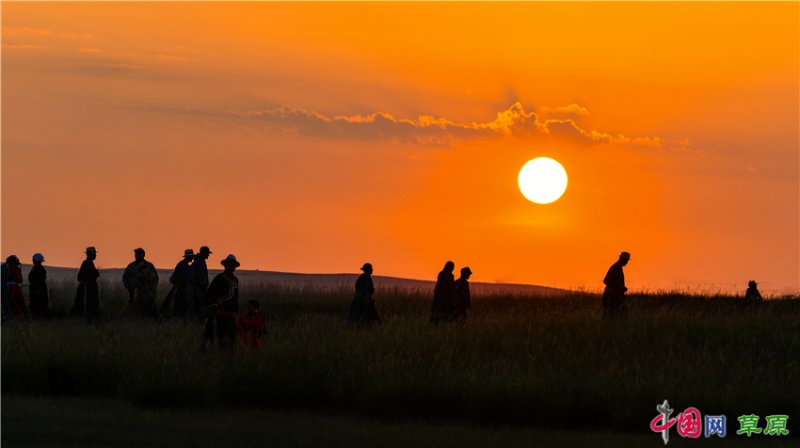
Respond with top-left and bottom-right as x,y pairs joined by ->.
518,157 -> 568,204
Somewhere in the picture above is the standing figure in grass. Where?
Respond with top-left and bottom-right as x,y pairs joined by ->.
602,251 -> 630,319
72,247 -> 100,320
123,248 -> 159,317
203,254 -> 240,349
744,280 -> 763,303
5,255 -> 27,319
28,253 -> 50,319
161,249 -> 194,318
430,260 -> 455,324
122,247 -> 158,317
1,260 -> 9,322
347,263 -> 381,327
122,248 -> 143,304
136,258 -> 159,318
238,300 -> 266,351
187,246 -> 211,319
452,266 -> 473,322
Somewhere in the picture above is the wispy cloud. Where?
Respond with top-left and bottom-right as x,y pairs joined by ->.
142,101 -> 673,148
2,26 -> 94,40
1,41 -> 46,50
541,103 -> 591,117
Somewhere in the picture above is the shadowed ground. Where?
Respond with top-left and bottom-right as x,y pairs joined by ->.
3,395 -> 795,448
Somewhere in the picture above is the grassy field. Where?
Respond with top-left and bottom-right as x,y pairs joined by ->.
2,279 -> 799,445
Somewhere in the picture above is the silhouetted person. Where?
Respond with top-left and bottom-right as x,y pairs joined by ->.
744,280 -> 763,303
238,300 -> 266,351
122,248 -> 159,317
452,267 -> 472,322
72,247 -> 100,320
187,246 -> 211,319
1,260 -> 9,322
161,249 -> 194,318
5,255 -> 27,319
347,263 -> 381,327
602,251 -> 630,319
431,261 -> 455,324
203,254 -> 240,349
28,253 -> 50,319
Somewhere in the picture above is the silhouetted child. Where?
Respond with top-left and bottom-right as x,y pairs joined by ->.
452,267 -> 473,322
238,300 -> 266,351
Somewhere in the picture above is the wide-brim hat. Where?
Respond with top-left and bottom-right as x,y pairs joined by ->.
461,266 -> 472,275
221,254 -> 240,267
86,246 -> 98,254
183,248 -> 195,258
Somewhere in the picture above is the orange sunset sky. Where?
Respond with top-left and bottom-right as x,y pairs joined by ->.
2,2 -> 798,294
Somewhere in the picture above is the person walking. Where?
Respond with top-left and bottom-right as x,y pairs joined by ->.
430,261 -> 455,324
452,267 -> 473,322
187,246 -> 211,319
28,253 -> 49,319
72,247 -> 100,320
602,251 -> 631,319
203,254 -> 240,349
6,255 -> 27,319
347,263 -> 381,327
160,249 -> 194,318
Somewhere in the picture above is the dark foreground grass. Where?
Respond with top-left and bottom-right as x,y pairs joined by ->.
3,395 -> 794,448
2,281 -> 799,438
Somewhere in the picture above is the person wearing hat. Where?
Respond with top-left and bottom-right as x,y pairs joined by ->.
602,251 -> 631,319
28,253 -> 49,319
5,255 -> 27,319
187,246 -> 212,319
347,263 -> 381,327
744,280 -> 763,303
430,261 -> 456,324
452,266 -> 473,322
203,254 -> 240,349
72,247 -> 100,319
160,249 -> 195,318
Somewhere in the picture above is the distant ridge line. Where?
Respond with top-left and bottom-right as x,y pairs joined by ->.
23,265 -> 573,296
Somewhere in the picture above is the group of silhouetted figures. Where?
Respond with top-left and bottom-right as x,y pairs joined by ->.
344,260 -> 474,327
2,248 -> 767,345
1,246 -> 265,351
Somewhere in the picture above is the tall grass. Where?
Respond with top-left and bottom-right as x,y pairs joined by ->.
2,279 -> 799,432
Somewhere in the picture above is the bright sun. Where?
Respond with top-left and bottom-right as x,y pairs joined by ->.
518,157 -> 568,204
